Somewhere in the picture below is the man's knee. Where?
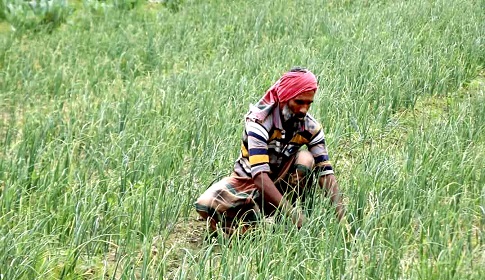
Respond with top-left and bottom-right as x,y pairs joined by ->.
286,150 -> 314,187
295,150 -> 314,169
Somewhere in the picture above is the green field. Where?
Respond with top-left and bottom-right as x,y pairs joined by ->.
0,0 -> 484,279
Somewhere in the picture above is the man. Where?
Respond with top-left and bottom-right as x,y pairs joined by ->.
195,67 -> 345,235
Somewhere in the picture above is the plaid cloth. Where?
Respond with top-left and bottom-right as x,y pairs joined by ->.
194,175 -> 262,234
195,154 -> 312,234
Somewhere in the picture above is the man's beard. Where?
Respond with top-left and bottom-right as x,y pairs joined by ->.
281,104 -> 305,122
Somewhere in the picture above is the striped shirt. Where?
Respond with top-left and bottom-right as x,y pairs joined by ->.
234,104 -> 334,179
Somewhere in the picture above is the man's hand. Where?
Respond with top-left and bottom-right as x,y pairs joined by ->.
291,207 -> 305,229
318,174 -> 345,222
253,172 -> 304,228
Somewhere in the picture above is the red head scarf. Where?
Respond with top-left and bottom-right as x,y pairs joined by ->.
248,69 -> 318,121
263,70 -> 318,103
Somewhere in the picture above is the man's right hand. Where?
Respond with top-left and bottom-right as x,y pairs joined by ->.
291,207 -> 305,229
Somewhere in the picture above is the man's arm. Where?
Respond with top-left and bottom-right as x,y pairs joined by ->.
307,127 -> 344,221
253,172 -> 304,228
318,174 -> 345,222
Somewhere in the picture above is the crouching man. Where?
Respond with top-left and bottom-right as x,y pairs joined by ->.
195,67 -> 345,235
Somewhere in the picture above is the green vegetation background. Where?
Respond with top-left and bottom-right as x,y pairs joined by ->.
0,0 -> 484,279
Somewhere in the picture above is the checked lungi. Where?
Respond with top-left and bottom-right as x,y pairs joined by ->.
195,155 -> 314,234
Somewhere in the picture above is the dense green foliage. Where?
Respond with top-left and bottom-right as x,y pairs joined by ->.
0,0 -> 484,279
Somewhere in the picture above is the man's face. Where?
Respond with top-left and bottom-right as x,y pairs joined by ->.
286,90 -> 316,121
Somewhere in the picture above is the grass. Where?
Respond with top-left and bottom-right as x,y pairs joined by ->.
0,0 -> 484,279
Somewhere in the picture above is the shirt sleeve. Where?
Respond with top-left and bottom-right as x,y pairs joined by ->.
308,129 -> 334,176
246,120 -> 271,177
